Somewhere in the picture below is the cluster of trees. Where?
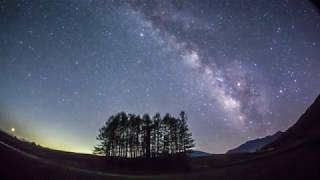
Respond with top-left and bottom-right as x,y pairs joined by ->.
93,111 -> 194,158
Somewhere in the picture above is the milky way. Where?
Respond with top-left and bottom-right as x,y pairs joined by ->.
0,0 -> 320,153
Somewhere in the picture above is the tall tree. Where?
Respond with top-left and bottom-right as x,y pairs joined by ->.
153,113 -> 162,156
179,111 -> 195,152
142,114 -> 152,158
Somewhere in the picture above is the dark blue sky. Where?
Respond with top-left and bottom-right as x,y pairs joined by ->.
0,0 -> 319,153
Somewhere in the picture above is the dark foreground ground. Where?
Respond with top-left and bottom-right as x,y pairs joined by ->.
1,130 -> 320,180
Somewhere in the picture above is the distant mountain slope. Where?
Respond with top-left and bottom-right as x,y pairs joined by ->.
187,150 -> 211,157
264,94 -> 320,150
227,131 -> 282,154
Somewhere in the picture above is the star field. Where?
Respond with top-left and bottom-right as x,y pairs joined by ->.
0,0 -> 320,153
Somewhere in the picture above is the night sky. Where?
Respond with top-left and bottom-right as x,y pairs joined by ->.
0,0 -> 320,153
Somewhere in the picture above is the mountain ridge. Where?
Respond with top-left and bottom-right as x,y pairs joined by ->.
227,131 -> 282,154
264,94 -> 320,149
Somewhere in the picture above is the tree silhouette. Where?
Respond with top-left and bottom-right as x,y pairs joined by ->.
94,111 -> 195,158
179,111 -> 195,152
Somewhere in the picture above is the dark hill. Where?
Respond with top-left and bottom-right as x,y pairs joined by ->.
264,94 -> 320,150
227,131 -> 282,154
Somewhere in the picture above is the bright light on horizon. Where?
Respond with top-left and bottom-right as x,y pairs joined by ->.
11,128 -> 15,132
